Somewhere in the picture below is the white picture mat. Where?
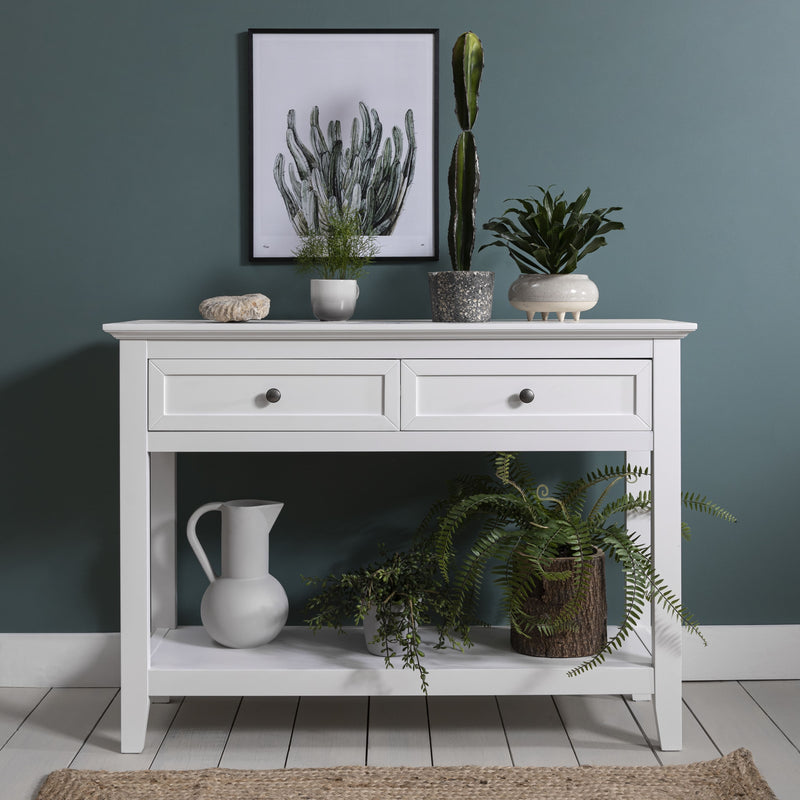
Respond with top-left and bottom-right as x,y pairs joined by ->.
251,31 -> 437,259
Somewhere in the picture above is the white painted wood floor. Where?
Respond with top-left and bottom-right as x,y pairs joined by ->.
0,683 -> 798,800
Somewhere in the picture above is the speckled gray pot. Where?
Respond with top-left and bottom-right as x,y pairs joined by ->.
428,271 -> 494,322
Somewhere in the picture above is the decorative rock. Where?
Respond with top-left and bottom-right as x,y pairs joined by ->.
199,293 -> 270,322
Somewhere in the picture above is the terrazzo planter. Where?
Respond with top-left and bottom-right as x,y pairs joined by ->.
428,271 -> 494,322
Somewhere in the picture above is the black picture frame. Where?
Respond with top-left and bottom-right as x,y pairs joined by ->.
248,28 -> 439,262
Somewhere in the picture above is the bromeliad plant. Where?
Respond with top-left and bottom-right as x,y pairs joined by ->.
424,453 -> 736,675
303,543 -> 472,693
481,186 -> 624,274
292,203 -> 379,280
448,31 -> 484,270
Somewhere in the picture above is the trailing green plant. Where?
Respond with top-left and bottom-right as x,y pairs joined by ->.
423,453 -> 736,675
481,186 -> 624,274
274,102 -> 416,236
292,203 -> 379,280
303,543 -> 472,693
448,31 -> 484,270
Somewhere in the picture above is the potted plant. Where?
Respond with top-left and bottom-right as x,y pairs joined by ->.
428,31 -> 494,322
424,452 -> 735,675
480,186 -> 624,321
303,543 -> 472,692
293,203 -> 379,321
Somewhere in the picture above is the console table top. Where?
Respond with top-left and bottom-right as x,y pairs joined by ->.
103,319 -> 697,341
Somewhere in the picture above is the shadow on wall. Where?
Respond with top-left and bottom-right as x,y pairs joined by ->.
0,345 -> 120,632
177,451 -> 497,626
176,450 -> 599,627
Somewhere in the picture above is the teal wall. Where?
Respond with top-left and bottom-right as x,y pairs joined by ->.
2,1 -> 798,632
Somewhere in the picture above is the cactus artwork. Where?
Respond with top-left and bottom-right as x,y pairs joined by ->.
273,101 -> 416,237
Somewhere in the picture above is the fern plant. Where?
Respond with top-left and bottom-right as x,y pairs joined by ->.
423,453 -> 736,675
303,543 -> 472,693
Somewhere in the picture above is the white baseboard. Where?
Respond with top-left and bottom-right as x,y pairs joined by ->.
0,633 -> 120,687
0,626 -> 797,687
682,625 -> 800,681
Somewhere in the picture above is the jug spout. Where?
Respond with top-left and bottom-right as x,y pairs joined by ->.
257,500 -> 284,532
220,499 -> 283,579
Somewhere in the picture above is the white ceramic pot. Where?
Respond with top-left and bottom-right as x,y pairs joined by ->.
363,604 -> 407,656
508,273 -> 599,321
310,279 -> 360,321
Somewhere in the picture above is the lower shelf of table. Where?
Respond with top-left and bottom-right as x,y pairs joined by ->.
147,625 -> 654,698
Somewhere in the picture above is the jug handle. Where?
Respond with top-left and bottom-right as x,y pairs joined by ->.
186,502 -> 223,584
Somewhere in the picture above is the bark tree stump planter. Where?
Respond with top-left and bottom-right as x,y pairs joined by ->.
510,548 -> 608,658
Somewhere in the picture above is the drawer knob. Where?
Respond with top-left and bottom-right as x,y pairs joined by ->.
518,388 -> 535,404
265,388 -> 281,404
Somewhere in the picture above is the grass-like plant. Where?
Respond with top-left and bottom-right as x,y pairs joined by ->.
423,453 -> 736,675
303,543 -> 472,693
481,186 -> 624,274
292,204 -> 379,280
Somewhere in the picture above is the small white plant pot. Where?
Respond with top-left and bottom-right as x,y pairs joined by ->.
363,605 -> 407,656
508,273 -> 599,321
310,279 -> 360,321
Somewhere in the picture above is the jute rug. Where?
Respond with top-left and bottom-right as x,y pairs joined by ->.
36,748 -> 775,800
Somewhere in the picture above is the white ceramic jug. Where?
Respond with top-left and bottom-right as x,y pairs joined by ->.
187,499 -> 289,648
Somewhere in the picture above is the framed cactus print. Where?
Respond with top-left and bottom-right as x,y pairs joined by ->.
249,29 -> 439,261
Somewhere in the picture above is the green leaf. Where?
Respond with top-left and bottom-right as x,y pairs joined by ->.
576,237 -> 606,262
452,32 -> 484,131
566,187 -> 591,222
448,131 -> 480,269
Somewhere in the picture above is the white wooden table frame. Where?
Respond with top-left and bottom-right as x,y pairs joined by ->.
103,319 -> 696,754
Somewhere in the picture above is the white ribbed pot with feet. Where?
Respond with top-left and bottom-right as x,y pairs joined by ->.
508,273 -> 599,321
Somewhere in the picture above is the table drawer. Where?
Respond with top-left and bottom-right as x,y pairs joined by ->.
400,359 -> 651,431
149,359 -> 400,431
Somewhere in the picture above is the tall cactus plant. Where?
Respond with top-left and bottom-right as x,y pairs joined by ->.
448,31 -> 484,270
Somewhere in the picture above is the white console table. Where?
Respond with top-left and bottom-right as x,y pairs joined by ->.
103,319 -> 696,754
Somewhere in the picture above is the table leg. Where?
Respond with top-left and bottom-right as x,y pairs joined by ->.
650,339 -> 684,751
151,452 -> 177,631
119,340 -> 151,753
625,449 -> 653,706
624,450 -> 652,560
150,452 -> 176,704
